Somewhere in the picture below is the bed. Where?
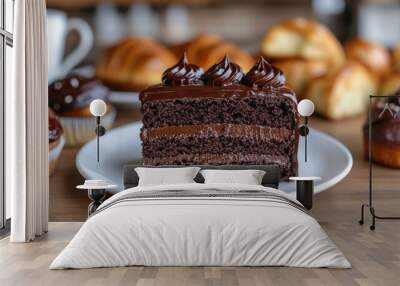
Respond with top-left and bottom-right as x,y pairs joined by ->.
50,165 -> 350,269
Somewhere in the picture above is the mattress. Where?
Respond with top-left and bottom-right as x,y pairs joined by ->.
50,183 -> 350,269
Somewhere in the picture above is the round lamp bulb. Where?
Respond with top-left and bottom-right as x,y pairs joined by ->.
90,99 -> 107,117
297,99 -> 315,117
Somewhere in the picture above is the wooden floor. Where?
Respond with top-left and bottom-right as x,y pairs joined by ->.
1,111 -> 400,285
1,219 -> 400,286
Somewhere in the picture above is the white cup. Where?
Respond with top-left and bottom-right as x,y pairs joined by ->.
47,9 -> 94,83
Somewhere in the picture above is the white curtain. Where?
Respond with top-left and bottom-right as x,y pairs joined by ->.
8,0 -> 49,242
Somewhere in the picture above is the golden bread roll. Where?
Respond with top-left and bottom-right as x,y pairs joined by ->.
184,35 -> 221,62
173,35 -> 255,72
260,18 -> 345,70
305,61 -> 376,120
96,37 -> 177,91
273,59 -> 328,99
345,38 -> 391,81
379,73 -> 400,96
393,44 -> 400,72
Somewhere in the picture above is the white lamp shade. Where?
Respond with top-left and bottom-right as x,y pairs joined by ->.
297,99 -> 315,117
90,99 -> 107,117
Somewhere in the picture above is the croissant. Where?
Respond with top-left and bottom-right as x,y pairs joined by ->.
345,38 -> 391,82
96,37 -> 177,91
260,18 -> 345,70
305,61 -> 376,120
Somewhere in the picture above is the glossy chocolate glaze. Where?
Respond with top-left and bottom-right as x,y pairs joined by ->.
49,108 -> 63,142
364,92 -> 400,144
140,57 -> 297,104
162,54 -> 204,86
49,74 -> 109,114
140,84 -> 296,104
202,55 -> 244,86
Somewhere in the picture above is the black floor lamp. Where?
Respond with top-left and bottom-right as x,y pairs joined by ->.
289,99 -> 320,210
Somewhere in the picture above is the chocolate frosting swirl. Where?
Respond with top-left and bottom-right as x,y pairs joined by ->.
202,55 -> 244,86
243,57 -> 285,89
49,74 -> 109,114
162,54 -> 203,86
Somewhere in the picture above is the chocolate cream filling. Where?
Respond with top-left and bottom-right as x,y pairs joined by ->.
141,124 -> 293,141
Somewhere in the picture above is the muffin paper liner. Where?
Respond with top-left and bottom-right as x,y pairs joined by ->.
49,135 -> 65,175
60,107 -> 117,146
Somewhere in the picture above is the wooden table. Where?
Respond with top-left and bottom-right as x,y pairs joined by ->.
49,107 -> 400,223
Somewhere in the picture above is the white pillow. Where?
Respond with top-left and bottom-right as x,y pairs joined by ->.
135,167 -> 201,186
200,169 -> 266,185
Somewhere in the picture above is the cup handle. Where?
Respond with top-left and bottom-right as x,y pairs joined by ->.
59,18 -> 94,77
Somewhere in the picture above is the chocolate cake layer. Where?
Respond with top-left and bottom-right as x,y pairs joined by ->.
143,153 -> 294,179
142,136 -> 295,160
142,94 -> 297,130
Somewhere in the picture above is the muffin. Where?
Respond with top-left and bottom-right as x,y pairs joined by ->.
96,37 -> 177,91
363,90 -> 400,168
49,108 -> 65,175
49,74 -> 117,146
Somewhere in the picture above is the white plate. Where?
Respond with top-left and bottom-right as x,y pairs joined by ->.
109,91 -> 140,107
74,65 -> 140,107
76,123 -> 353,196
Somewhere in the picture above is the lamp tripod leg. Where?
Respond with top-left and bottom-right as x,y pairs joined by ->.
370,207 -> 376,230
359,203 -> 367,225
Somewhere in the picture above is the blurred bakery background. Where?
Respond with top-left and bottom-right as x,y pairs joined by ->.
47,0 -> 400,220
46,0 -> 400,53
46,0 -> 400,99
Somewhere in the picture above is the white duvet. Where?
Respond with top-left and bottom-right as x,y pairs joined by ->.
50,183 -> 350,269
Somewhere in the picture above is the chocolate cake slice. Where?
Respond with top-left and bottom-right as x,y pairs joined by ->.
139,55 -> 299,179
